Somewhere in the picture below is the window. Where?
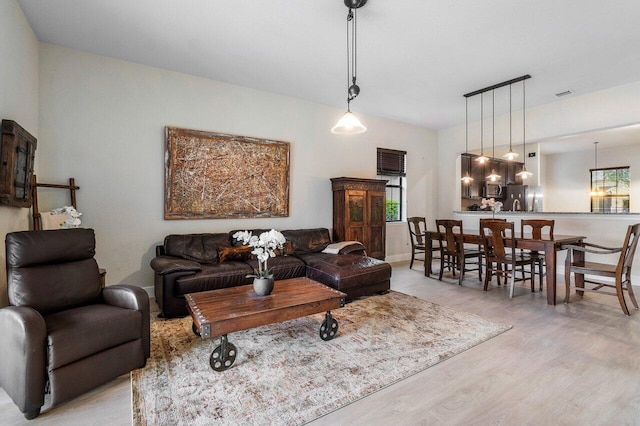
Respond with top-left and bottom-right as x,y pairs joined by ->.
377,148 -> 407,222
590,166 -> 630,213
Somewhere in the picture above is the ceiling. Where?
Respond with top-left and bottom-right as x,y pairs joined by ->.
17,0 -> 640,130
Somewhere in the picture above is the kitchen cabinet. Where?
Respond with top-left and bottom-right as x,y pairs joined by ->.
461,153 -> 486,199
331,177 -> 386,260
460,153 -> 524,201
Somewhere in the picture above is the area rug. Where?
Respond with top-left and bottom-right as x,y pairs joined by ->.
132,291 -> 511,425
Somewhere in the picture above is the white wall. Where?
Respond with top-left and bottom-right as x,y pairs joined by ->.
545,143 -> 640,212
0,0 -> 39,306
37,44 -> 437,289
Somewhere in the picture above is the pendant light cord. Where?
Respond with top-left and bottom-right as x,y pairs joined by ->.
509,84 -> 512,150
522,79 -> 526,168
465,97 -> 471,176
480,93 -> 484,155
352,7 -> 357,84
346,9 -> 352,109
346,6 -> 358,106
492,90 -> 495,159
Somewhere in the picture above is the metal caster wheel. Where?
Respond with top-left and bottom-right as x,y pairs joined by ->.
210,335 -> 237,371
319,311 -> 339,341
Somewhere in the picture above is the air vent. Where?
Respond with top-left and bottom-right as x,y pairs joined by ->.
555,89 -> 574,97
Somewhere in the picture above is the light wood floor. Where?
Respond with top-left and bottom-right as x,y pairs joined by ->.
2,262 -> 639,425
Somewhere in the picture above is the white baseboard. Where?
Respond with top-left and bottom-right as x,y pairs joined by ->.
385,253 -> 412,263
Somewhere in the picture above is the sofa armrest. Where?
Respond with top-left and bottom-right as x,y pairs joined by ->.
0,306 -> 47,419
102,285 -> 151,359
150,256 -> 202,275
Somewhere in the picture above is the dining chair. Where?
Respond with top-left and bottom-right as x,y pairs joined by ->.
521,219 -> 555,291
479,218 -> 507,284
481,220 -> 535,298
408,217 -> 440,270
436,219 -> 482,285
564,223 -> 640,316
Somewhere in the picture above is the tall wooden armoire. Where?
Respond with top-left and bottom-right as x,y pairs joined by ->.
331,177 -> 387,260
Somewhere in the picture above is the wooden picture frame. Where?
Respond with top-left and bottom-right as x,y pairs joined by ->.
164,127 -> 290,219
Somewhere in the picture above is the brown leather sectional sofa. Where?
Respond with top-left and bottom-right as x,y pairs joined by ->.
151,228 -> 392,318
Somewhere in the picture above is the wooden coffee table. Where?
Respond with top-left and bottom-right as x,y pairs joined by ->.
186,277 -> 347,371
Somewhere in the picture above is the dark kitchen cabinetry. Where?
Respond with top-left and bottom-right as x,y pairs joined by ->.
505,161 -> 524,185
461,153 -> 486,199
461,153 -> 524,200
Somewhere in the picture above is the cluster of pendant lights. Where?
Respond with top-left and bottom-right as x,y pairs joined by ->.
331,0 -> 367,135
461,75 -> 533,183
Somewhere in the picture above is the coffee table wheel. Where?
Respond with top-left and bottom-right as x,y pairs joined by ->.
210,335 -> 237,371
192,322 -> 201,337
319,311 -> 339,341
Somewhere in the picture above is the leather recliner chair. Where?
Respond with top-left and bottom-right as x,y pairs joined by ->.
0,228 -> 150,419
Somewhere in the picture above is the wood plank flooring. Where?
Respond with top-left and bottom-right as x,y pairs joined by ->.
1,262 -> 639,425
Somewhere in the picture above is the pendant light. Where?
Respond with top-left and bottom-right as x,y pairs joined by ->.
486,90 -> 501,181
589,141 -> 605,196
503,84 -> 519,161
516,78 -> 533,179
461,97 -> 474,184
331,0 -> 367,135
475,93 -> 489,164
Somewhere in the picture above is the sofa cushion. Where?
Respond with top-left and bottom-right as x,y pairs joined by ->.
6,229 -> 103,315
45,304 -> 142,370
218,245 -> 252,262
299,253 -> 392,292
282,228 -> 331,254
245,256 -> 306,280
174,262 -> 253,295
164,233 -> 230,263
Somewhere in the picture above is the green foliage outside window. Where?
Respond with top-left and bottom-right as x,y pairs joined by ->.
386,199 -> 399,221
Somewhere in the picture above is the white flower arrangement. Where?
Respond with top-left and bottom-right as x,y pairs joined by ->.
51,205 -> 82,228
480,198 -> 503,212
232,229 -> 286,278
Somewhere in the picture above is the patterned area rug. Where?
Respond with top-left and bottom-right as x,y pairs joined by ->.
132,291 -> 511,425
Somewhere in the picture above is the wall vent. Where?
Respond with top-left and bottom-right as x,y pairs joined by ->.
555,89 -> 573,97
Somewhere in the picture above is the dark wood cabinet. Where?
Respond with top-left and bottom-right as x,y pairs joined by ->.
331,177 -> 386,260
461,153 -> 524,200
0,120 -> 37,208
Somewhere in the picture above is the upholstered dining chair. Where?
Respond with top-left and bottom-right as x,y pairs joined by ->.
0,229 -> 150,419
521,219 -> 555,291
564,223 -> 640,316
408,217 -> 439,270
481,220 -> 535,298
436,219 -> 482,285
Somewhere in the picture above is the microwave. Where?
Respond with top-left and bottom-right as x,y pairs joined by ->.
485,183 -> 505,198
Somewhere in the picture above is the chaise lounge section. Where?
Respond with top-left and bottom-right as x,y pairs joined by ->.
151,228 -> 391,318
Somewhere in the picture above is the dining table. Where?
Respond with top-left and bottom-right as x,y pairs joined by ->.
423,230 -> 586,305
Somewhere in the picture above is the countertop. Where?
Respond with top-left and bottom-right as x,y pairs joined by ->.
454,210 -> 640,216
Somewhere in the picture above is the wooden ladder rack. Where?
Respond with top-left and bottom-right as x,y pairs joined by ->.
31,174 -> 80,231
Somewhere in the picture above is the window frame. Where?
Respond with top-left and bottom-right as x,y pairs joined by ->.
377,148 -> 407,223
590,166 -> 630,213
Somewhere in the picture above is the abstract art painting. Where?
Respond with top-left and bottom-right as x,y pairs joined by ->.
164,127 -> 290,219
